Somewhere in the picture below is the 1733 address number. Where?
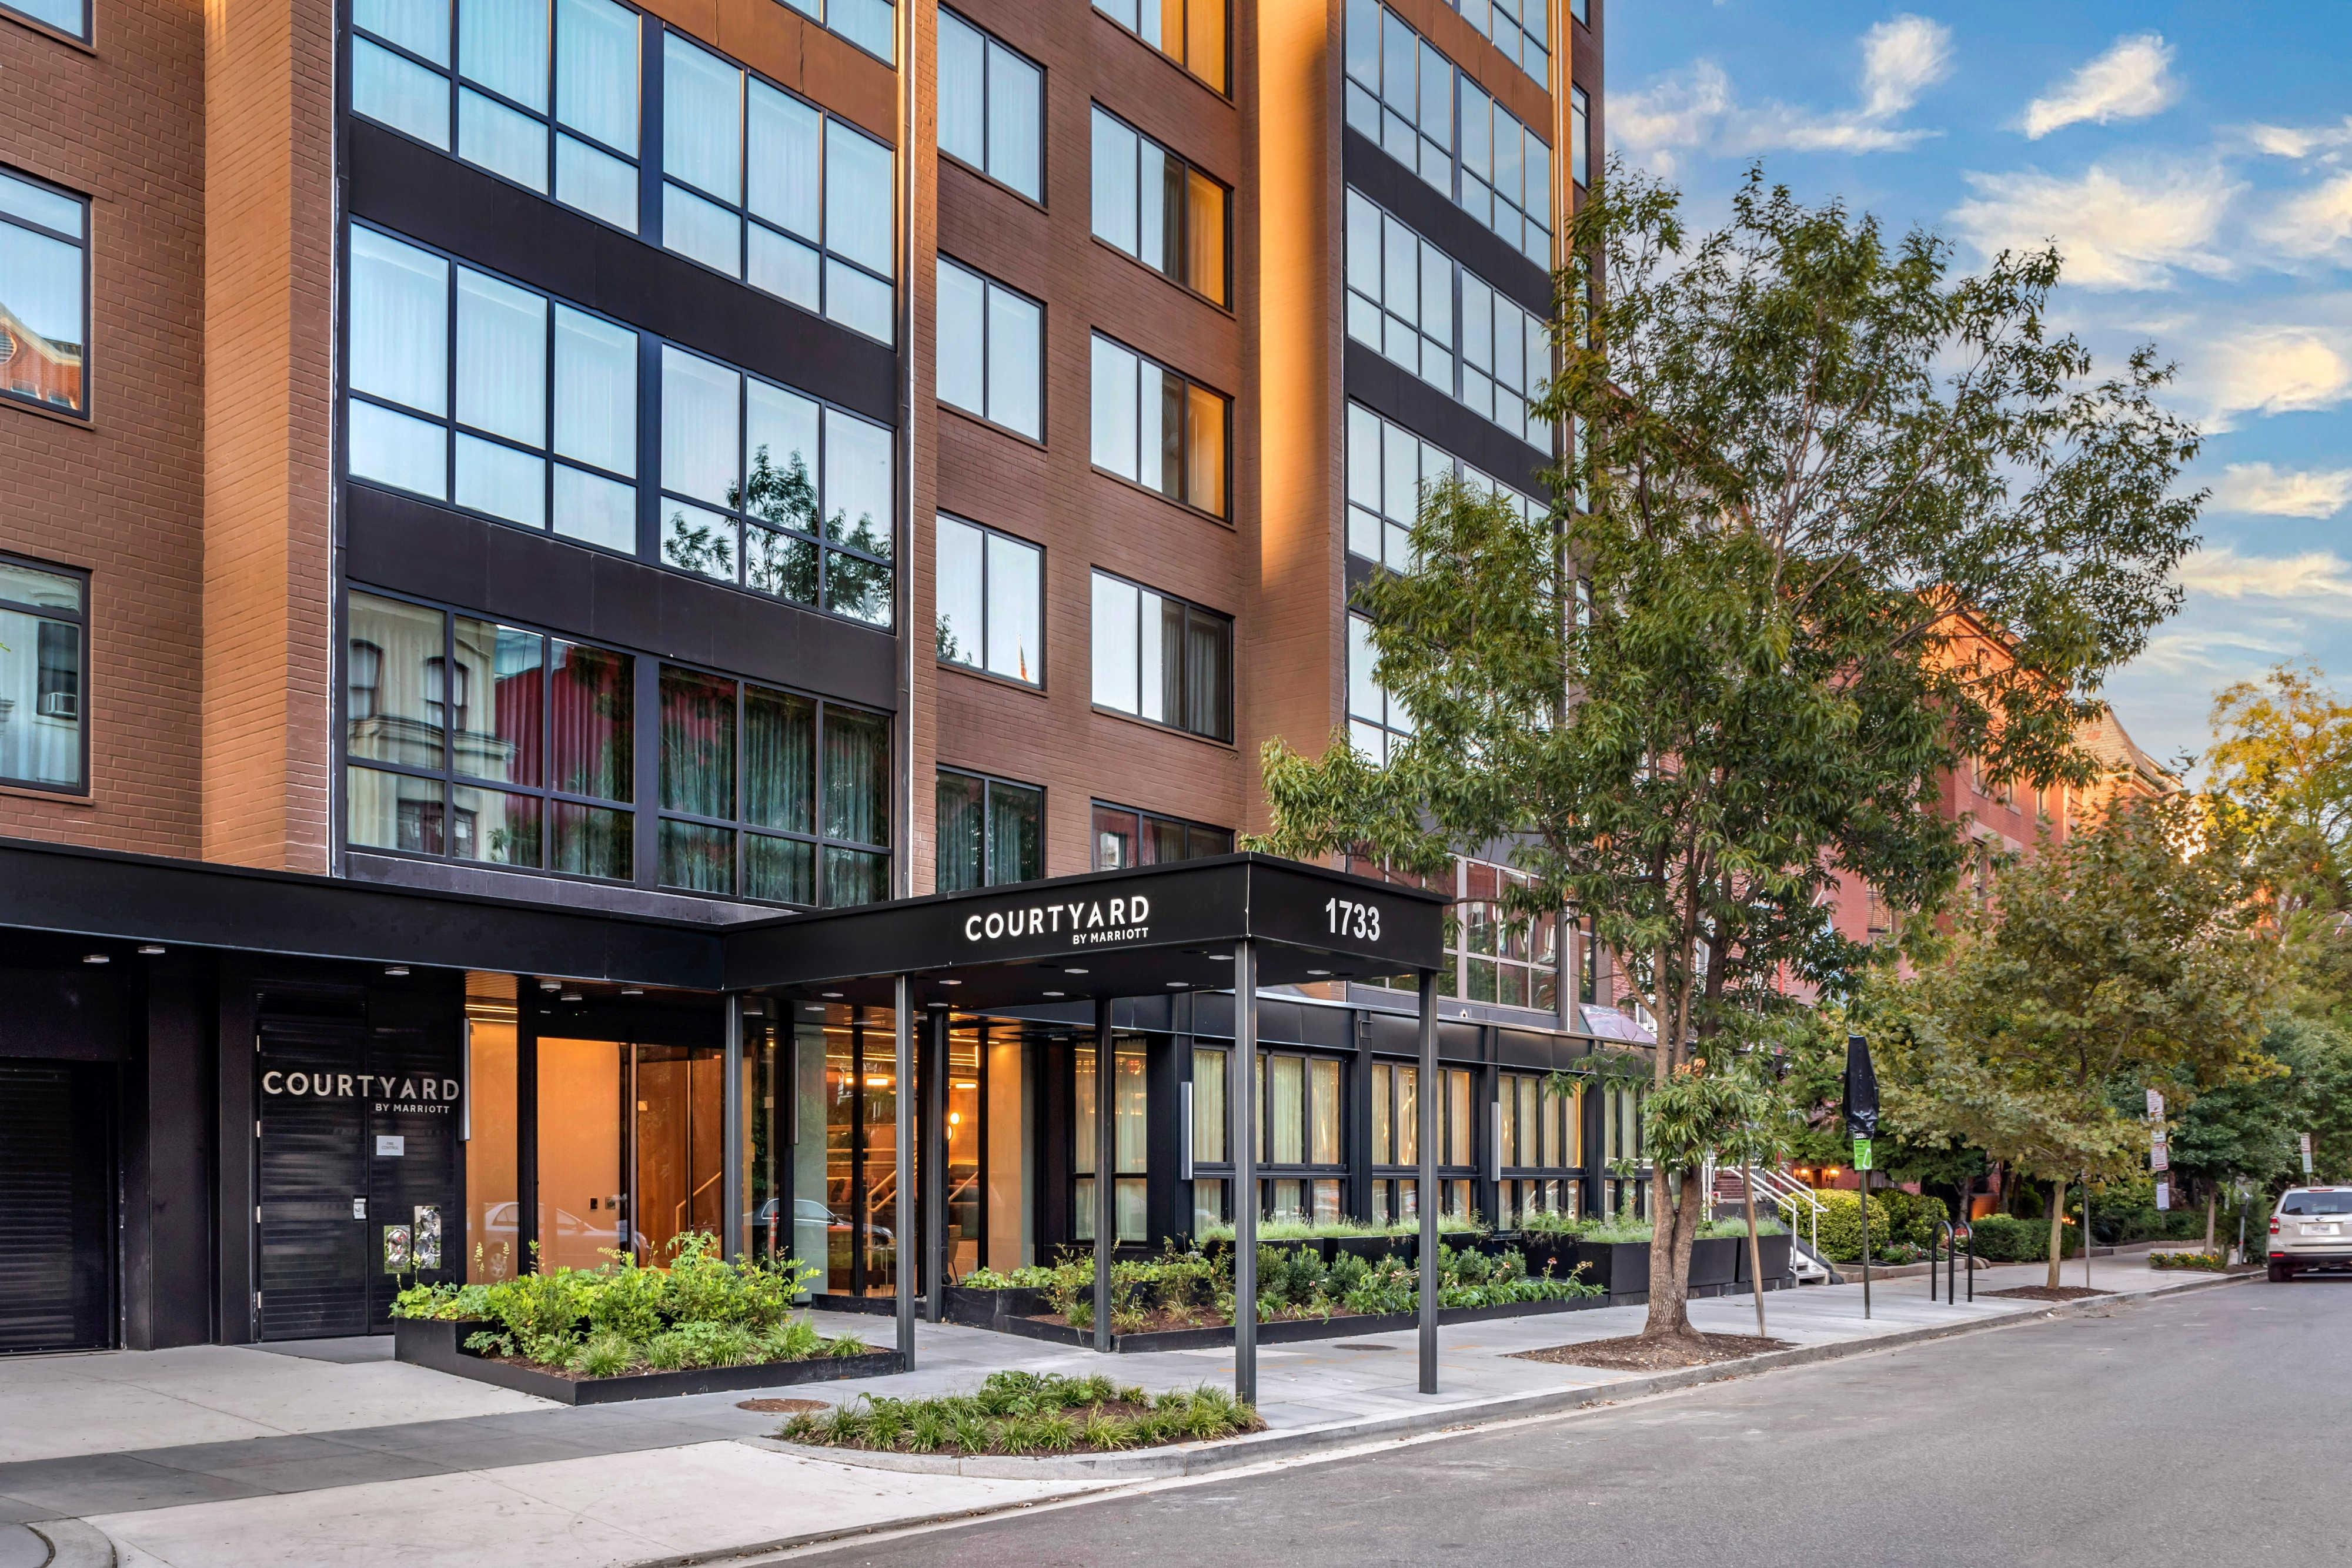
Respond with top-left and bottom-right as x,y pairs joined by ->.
1325,897 -> 1382,942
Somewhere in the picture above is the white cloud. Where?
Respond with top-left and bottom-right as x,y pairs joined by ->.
2207,462 -> 2352,519
2240,116 -> 2352,160
2259,172 -> 2352,262
1608,15 -> 1950,175
2019,34 -> 2179,140
2182,545 -> 2352,605
1947,162 -> 2235,290
2197,328 -> 2352,428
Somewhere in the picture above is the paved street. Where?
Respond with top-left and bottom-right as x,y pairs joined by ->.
780,1277 -> 2351,1568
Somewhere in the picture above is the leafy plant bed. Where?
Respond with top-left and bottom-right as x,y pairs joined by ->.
1000,1290 -> 1613,1353
1513,1331 -> 1795,1372
2148,1251 -> 2227,1272
393,1318 -> 901,1405
777,1371 -> 1261,1456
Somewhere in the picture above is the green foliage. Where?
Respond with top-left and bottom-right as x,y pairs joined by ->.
1966,1213 -> 2080,1262
954,1265 -> 1056,1289
2149,1250 -> 2227,1272
780,1373 -> 1261,1457
1806,1189 -> 1951,1262
390,1234 -> 853,1378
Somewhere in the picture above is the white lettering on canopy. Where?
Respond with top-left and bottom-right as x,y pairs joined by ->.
960,894 -> 1152,947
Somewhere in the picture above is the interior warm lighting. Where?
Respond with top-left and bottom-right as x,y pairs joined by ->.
866,1075 -> 892,1088
952,1080 -> 978,1089
940,978 -> 962,986
948,1112 -> 961,1125
822,991 -> 844,998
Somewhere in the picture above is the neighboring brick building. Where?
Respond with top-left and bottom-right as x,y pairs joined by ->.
0,0 -> 1603,1350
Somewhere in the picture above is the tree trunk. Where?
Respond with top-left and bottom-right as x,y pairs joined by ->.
2204,1188 -> 2217,1255
2046,1177 -> 2066,1289
1641,1165 -> 1706,1339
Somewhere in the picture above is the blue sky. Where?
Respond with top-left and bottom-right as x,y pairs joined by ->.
1608,1 -> 2352,771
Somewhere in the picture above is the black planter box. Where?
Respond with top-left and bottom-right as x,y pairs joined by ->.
1688,1236 -> 1740,1290
997,1290 -> 1611,1354
1330,1235 -> 1396,1265
941,1285 -> 1055,1329
393,1318 -> 902,1405
1572,1239 -> 1652,1300
1514,1235 -> 1587,1282
1735,1232 -> 1794,1284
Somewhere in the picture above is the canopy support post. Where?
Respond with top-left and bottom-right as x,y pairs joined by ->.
925,1007 -> 948,1322
1418,967 -> 1439,1395
1232,938 -> 1259,1406
894,975 -> 914,1369
721,994 -> 744,1262
1093,997 -> 1115,1353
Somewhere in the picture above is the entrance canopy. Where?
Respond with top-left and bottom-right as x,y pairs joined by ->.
726,853 -> 1446,1005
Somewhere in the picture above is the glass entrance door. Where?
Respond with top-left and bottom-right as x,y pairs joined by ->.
633,1045 -> 726,1264
537,1038 -> 726,1270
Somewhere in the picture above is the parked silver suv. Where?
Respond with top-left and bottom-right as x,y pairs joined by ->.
2268,1187 -> 2352,1281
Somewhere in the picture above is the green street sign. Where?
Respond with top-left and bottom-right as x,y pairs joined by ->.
1852,1136 -> 1874,1172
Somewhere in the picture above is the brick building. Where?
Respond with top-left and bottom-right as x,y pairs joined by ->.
0,0 -> 1612,1351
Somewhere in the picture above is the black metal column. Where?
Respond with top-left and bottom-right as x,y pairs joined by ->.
894,975 -> 915,1367
721,995 -> 744,1262
1093,997 -> 1115,1353
1418,968 -> 1439,1394
1231,938 -> 1258,1404
926,1008 -> 948,1322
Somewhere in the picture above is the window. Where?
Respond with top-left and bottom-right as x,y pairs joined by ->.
1343,0 -> 1552,265
935,768 -> 1042,892
0,168 -> 88,416
1088,569 -> 1231,740
1443,0 -> 1547,85
1091,0 -> 1225,94
353,0 -> 643,232
346,225 -> 640,554
1089,334 -> 1228,517
1459,859 -> 1559,1008
656,666 -> 889,904
1346,402 -> 1542,571
1571,84 -> 1590,188
1496,1070 -> 1581,1228
936,257 -> 1043,440
1074,1039 -> 1149,1242
938,11 -> 1043,202
1601,1081 -> 1643,1164
1191,1047 -> 1228,1233
660,33 -> 896,342
1089,106 -> 1228,305
1571,0 -> 1588,24
2,0 -> 86,41
1345,190 -> 1550,449
1347,613 -> 1415,764
935,514 -> 1042,683
0,556 -> 86,792
658,343 -> 895,626
781,0 -> 897,63
1090,801 -> 1232,870
1256,1051 -> 1344,1222
1368,1061 -> 1475,1223
345,591 -> 635,877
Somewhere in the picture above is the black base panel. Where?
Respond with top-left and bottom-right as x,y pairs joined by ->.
393,1318 -> 903,1404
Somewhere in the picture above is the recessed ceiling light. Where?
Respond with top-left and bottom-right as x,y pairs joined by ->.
385,965 -> 410,977
1065,967 -> 1088,975
539,979 -> 561,992
82,953 -> 108,965
927,1001 -> 950,1009
803,1004 -> 826,1014
137,944 -> 166,955
939,978 -> 961,987
621,987 -> 644,997
1207,954 -> 1234,962
822,991 -> 843,999
1167,981 -> 1189,988
559,991 -> 582,1003
1042,990 -> 1065,998
1307,969 -> 1331,977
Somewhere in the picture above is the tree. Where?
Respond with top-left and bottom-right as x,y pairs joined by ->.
1882,793 -> 2276,1284
1251,164 -> 2202,1339
2166,1025 -> 2301,1251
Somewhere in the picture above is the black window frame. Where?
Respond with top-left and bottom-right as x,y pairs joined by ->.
1087,102 -> 1232,306
936,7 -> 1047,205
1256,1048 -> 1348,1224
0,550 -> 90,796
1496,1068 -> 1582,1229
1087,332 -> 1232,520
340,586 -> 639,881
933,765 -> 1044,892
653,661 -> 892,908
933,254 -> 1045,442
1085,567 -> 1234,743
933,512 -> 1045,687
1571,83 -> 1591,189
1366,1058 -> 1478,1224
0,0 -> 90,48
1087,799 -> 1233,870
0,163 -> 91,422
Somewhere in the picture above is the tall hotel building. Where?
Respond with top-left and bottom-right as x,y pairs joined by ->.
0,0 -> 1606,1350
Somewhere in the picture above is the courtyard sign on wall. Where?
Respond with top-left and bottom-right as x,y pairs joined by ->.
260,1068 -> 461,1116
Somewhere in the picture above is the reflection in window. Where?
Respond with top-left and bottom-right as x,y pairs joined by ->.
1345,402 -> 1543,571
0,168 -> 88,416
1347,613 -> 1416,764
1091,0 -> 1225,93
1457,860 -> 1559,1009
0,556 -> 86,791
1088,569 -> 1231,740
1343,0 -> 1552,265
655,665 -> 888,905
352,0 -> 643,232
1088,335 -> 1228,517
1090,800 -> 1231,870
661,33 -> 896,342
934,767 -> 1042,892
936,257 -> 1043,440
1442,0 -> 1548,84
934,514 -> 1041,683
658,344 -> 894,626
781,0 -> 897,63
345,591 -> 635,876
346,225 -> 640,554
1089,106 -> 1228,304
938,11 -> 1043,200
1572,83 -> 1591,188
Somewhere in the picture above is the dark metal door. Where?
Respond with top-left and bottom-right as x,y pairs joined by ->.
0,1063 -> 114,1353
256,1019 -> 372,1339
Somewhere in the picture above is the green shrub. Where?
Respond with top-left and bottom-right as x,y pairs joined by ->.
2149,1250 -> 2225,1272
1966,1212 -> 2081,1261
1810,1189 -> 1950,1261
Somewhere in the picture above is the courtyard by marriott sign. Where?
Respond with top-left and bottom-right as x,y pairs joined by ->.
963,892 -> 1152,948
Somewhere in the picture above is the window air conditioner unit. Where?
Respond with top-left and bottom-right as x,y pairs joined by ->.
39,691 -> 78,720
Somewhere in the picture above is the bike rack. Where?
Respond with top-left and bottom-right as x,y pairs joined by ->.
1928,1220 -> 1956,1304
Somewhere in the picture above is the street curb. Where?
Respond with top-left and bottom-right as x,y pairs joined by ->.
744,1271 -> 2256,1484
28,1518 -> 116,1568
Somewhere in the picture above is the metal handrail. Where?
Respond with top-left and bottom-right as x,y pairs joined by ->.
1745,1164 -> 1828,1266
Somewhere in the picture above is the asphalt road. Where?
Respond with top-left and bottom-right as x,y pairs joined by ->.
780,1276 -> 2351,1568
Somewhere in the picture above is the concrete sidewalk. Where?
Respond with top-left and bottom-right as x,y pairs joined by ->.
2,1259 -> 2250,1568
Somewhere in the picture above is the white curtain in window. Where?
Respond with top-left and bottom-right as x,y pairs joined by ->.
659,346 -> 739,505
459,0 -> 549,111
662,36 -> 741,199
556,0 -> 638,150
552,306 -> 634,475
349,229 -> 449,414
824,127 -> 894,276
456,268 -> 546,446
747,82 -> 821,237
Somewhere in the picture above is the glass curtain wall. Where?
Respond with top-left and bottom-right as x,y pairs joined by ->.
1368,1061 -> 1476,1222
462,973 -> 520,1280
1496,1071 -> 1581,1227
1258,1051 -> 1344,1222
1190,1046 -> 1227,1233
1073,1039 -> 1148,1243
813,1005 -> 901,1295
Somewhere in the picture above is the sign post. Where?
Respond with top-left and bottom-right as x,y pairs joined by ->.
2303,1132 -> 2316,1178
1842,1034 -> 1879,1320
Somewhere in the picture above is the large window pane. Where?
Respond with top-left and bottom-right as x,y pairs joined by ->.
1090,335 -> 1137,477
1271,1055 -> 1304,1164
548,639 -> 632,800
663,35 -> 742,199
823,409 -> 892,554
346,593 -> 447,769
745,380 -> 820,531
935,258 -> 985,417
983,530 -> 1041,683
460,0 -> 550,113
1090,571 -> 1138,711
985,285 -> 1041,440
660,347 -> 739,506
1192,1049 -> 1226,1163
934,770 -> 984,893
743,685 -> 815,831
556,0 -> 639,152
349,228 -> 448,415
1090,110 -> 1137,253
823,707 -> 889,847
456,268 -> 547,446
937,11 -> 985,170
453,619 -> 543,785
985,37 -> 1042,200
747,81 -> 821,237
659,666 -> 736,818
987,778 -> 1041,883
357,0 -> 449,63
553,306 -> 636,475
353,39 -> 452,149
1311,1058 -> 1341,1164
0,567 -> 83,790
824,127 -> 893,276
934,516 -> 984,668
